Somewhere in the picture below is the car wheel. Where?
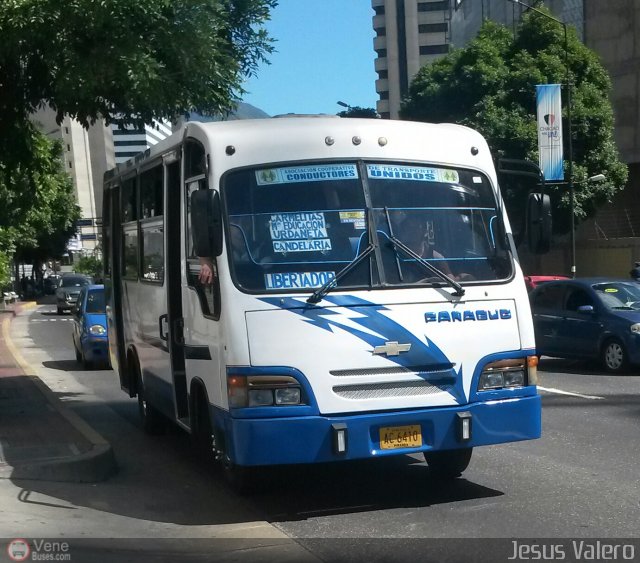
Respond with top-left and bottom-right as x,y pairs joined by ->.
601,338 -> 627,373
81,351 -> 93,370
424,448 -> 473,479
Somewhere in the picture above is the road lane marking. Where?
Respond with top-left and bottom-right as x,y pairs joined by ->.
538,386 -> 604,400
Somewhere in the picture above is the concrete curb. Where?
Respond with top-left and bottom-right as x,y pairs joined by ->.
1,304 -> 117,483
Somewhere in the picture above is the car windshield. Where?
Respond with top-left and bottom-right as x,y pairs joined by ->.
222,161 -> 512,293
85,289 -> 105,313
61,276 -> 91,288
593,282 -> 640,310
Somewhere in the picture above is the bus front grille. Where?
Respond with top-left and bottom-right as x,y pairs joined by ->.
332,380 -> 453,400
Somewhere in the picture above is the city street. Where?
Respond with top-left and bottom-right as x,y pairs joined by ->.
2,302 -> 640,561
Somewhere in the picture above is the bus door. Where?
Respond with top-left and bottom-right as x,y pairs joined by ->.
181,174 -> 223,421
163,154 -> 190,424
104,181 -> 132,395
175,139 -> 223,427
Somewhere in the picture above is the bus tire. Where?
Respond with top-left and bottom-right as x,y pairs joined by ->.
222,457 -> 261,496
135,364 -> 165,435
193,392 -> 216,465
424,447 -> 473,479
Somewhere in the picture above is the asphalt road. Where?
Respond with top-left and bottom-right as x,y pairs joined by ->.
5,302 -> 640,561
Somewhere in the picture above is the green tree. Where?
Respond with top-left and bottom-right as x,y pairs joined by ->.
75,255 -> 104,280
0,0 -> 276,169
0,124 -> 80,266
401,12 -> 628,235
0,250 -> 10,290
0,0 -> 275,269
338,106 -> 379,118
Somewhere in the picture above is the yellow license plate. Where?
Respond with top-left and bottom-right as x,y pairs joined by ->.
379,424 -> 422,450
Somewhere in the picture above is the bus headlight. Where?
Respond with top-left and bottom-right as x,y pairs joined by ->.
228,374 -> 304,408
248,388 -> 274,407
275,387 -> 301,405
478,358 -> 531,391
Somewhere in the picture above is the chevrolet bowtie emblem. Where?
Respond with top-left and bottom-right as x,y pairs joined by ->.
372,341 -> 411,356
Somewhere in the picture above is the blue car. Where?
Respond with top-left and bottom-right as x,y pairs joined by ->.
71,284 -> 109,369
529,278 -> 640,373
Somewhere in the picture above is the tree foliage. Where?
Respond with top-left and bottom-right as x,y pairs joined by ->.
0,0 -> 275,267
401,11 -> 628,235
0,123 -> 81,260
0,251 -> 10,290
74,255 -> 104,280
338,106 -> 379,119
0,0 -> 276,168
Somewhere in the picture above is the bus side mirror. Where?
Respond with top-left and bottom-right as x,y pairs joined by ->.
191,189 -> 223,257
526,192 -> 552,254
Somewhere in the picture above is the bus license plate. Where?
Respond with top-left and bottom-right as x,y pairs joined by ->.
379,424 -> 422,450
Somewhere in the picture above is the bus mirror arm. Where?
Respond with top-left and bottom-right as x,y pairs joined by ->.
191,189 -> 224,257
497,158 -> 551,254
526,192 -> 552,255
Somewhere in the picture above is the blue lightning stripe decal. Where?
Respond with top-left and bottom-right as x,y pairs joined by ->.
259,295 -> 466,403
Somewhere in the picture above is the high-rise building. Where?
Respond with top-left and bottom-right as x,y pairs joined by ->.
372,0 -> 451,119
30,109 -> 172,258
371,0 -> 586,119
111,119 -> 172,165
32,107 -> 114,254
450,0 -> 583,46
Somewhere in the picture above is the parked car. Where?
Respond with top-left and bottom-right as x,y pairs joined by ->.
529,277 -> 640,372
524,274 -> 570,292
42,275 -> 61,295
71,284 -> 108,369
55,274 -> 92,314
44,275 -> 61,295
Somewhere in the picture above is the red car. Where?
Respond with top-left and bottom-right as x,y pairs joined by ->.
524,275 -> 570,292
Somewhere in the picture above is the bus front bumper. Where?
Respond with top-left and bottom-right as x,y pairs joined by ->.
219,394 -> 541,467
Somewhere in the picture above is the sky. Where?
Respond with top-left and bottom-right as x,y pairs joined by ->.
241,1 -> 378,117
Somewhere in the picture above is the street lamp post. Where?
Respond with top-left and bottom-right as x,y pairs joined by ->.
508,0 -> 575,276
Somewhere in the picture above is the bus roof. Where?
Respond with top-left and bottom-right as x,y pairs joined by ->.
104,117 -> 494,182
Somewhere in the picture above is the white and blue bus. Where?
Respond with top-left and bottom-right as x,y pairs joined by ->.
102,117 -> 543,489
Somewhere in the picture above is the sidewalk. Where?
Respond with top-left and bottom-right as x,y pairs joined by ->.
0,302 -> 116,482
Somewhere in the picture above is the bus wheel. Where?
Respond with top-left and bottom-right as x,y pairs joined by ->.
424,448 -> 473,479
136,367 -> 165,435
222,457 -> 261,495
193,394 -> 216,465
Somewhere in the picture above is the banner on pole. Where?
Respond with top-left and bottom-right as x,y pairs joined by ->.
536,84 -> 564,182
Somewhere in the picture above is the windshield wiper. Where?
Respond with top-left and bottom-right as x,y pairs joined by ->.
307,243 -> 375,304
383,208 -> 465,297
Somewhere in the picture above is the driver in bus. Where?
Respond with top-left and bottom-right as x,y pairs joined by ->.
198,257 -> 216,285
399,213 -> 455,278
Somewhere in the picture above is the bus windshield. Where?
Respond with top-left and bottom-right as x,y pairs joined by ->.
222,162 -> 512,293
